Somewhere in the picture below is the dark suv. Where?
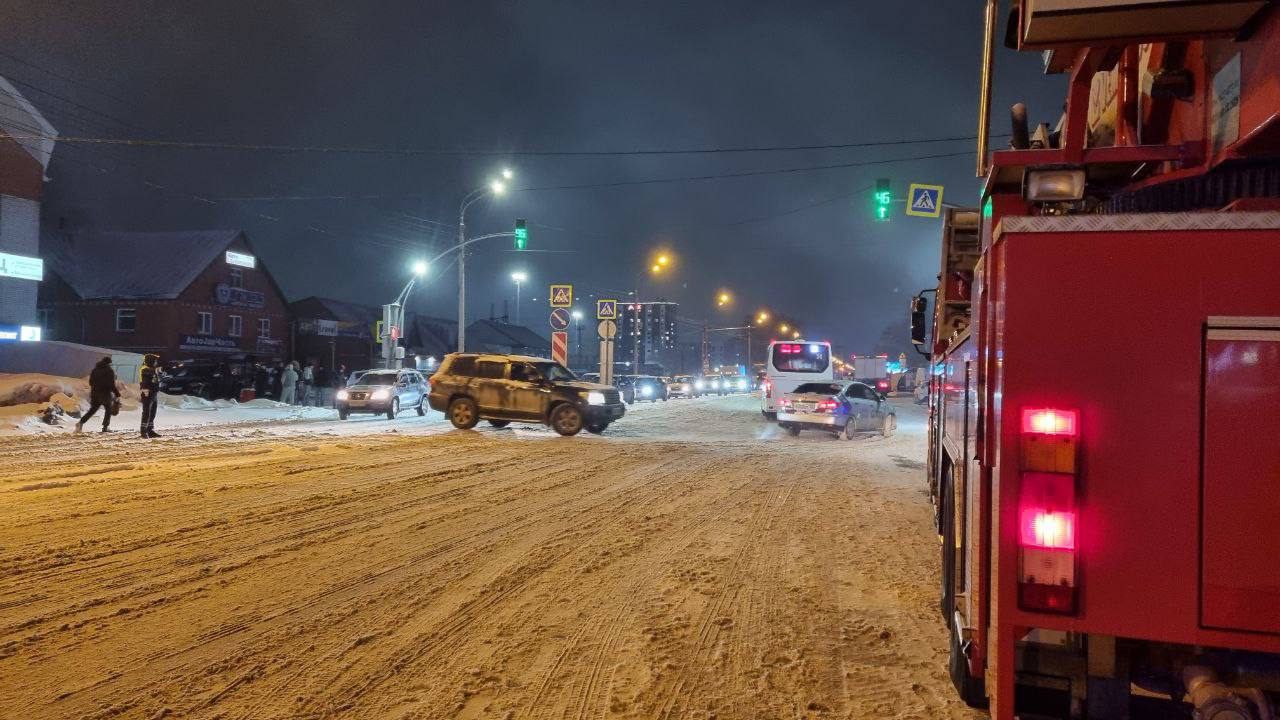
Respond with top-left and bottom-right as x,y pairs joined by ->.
428,353 -> 626,436
159,360 -> 250,400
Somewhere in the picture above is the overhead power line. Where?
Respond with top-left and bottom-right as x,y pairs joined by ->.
3,131 -> 1007,158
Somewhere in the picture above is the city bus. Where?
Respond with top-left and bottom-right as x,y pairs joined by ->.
759,340 -> 832,419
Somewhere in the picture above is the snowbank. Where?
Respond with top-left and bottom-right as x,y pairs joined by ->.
0,372 -> 339,435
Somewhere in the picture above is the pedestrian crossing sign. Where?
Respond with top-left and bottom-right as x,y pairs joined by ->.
906,183 -> 944,218
596,299 -> 617,320
550,284 -> 573,308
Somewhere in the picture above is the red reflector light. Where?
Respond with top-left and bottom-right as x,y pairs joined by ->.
817,400 -> 838,411
1022,408 -> 1078,436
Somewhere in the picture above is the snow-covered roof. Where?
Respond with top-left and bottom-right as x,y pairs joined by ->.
0,75 -> 57,171
42,229 -> 247,300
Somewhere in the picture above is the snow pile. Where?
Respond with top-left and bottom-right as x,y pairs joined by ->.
0,374 -> 85,407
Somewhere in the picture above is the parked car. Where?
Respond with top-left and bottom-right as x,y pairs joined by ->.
777,381 -> 897,439
668,374 -> 703,398
632,375 -> 668,402
428,353 -> 626,436
335,368 -> 428,420
159,360 -> 249,400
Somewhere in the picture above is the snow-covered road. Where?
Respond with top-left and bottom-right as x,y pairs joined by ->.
0,395 -> 979,719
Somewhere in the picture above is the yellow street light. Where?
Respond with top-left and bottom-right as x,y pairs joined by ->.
756,311 -> 770,324
779,323 -> 789,333
792,331 -> 801,339
716,291 -> 732,307
656,254 -> 670,266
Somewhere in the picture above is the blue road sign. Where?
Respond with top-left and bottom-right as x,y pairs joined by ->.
549,307 -> 571,330
906,183 -> 944,218
596,299 -> 617,320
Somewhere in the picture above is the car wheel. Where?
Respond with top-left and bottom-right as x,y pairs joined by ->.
386,398 -> 399,420
586,422 -> 608,434
882,414 -> 896,437
843,420 -> 857,440
416,398 -> 426,416
550,403 -> 584,436
488,419 -> 511,428
761,411 -> 777,421
785,425 -> 801,437
448,397 -> 479,429
338,409 -> 349,420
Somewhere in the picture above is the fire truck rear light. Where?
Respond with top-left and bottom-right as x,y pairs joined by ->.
1019,581 -> 1076,613
1022,408 -> 1078,436
1021,510 -> 1075,550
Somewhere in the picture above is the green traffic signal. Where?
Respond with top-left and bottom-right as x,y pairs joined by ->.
514,218 -> 528,250
874,179 -> 892,222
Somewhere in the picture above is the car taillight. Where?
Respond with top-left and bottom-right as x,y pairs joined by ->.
816,400 -> 839,412
780,398 -> 792,408
764,380 -> 772,398
1018,407 -> 1079,614
876,379 -> 889,391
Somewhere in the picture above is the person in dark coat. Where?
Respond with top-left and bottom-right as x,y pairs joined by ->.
139,353 -> 162,438
77,356 -> 119,433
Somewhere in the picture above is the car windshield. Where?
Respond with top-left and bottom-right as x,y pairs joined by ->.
793,382 -> 843,395
534,362 -> 576,382
358,373 -> 398,386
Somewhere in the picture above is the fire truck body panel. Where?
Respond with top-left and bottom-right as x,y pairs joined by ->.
939,212 -> 1280,718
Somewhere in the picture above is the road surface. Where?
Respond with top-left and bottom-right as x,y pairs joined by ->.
0,395 -> 978,719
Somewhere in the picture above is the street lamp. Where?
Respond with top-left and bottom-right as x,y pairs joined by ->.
457,169 -> 514,352
717,291 -> 733,307
780,323 -> 789,334
510,271 -> 528,325
382,261 -> 429,369
756,310 -> 770,324
632,251 -> 675,371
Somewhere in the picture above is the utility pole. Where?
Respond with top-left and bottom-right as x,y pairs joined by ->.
701,322 -> 709,374
457,209 -> 467,352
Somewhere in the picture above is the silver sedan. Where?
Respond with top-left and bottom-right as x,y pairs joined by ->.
777,381 -> 896,439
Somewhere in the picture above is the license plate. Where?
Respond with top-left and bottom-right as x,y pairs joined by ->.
796,402 -> 816,411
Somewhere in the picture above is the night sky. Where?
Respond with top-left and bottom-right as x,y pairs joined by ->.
1,1 -> 1064,355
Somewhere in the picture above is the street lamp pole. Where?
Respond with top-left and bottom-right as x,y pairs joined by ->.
510,271 -> 527,325
456,171 -> 512,353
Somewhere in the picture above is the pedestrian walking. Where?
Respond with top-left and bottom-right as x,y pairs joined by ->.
301,362 -> 315,406
76,356 -> 119,433
139,353 -> 162,438
280,361 -> 299,405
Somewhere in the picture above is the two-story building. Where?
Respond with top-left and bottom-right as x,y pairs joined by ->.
38,229 -> 291,362
0,74 -> 56,341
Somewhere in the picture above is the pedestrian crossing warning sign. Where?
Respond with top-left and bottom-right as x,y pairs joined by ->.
596,299 -> 617,320
550,284 -> 573,308
906,183 -> 944,218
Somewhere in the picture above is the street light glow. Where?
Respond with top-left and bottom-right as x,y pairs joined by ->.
511,271 -> 528,282
412,261 -> 428,276
756,311 -> 770,323
571,309 -> 583,320
651,264 -> 662,273
780,324 -> 789,333
656,254 -> 670,266
491,180 -> 507,195
717,291 -> 732,306
501,168 -> 514,180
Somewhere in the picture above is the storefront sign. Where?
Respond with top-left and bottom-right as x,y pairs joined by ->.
225,250 -> 256,268
213,283 -> 266,308
179,334 -> 242,353
0,252 -> 43,281
255,337 -> 283,354
0,325 -> 41,342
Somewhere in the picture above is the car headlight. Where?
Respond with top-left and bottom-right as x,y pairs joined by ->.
737,379 -> 747,389
586,391 -> 606,405
371,389 -> 391,400
712,380 -> 720,389
640,385 -> 653,397
336,390 -> 349,401
694,380 -> 704,390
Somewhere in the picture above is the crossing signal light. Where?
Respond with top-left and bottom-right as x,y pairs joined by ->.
514,218 -> 528,250
874,179 -> 892,222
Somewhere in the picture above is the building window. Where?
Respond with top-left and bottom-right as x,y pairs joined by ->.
116,308 -> 137,333
228,315 -> 243,337
198,311 -> 213,335
258,317 -> 271,338
38,308 -> 53,331
230,269 -> 243,289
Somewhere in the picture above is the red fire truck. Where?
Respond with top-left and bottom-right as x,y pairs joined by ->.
913,2 -> 1280,718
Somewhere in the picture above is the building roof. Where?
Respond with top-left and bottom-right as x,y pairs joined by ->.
41,229 -> 247,300
0,74 -> 57,171
291,296 -> 458,353
465,319 -> 550,353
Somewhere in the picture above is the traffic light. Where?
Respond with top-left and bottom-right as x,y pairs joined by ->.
514,218 -> 528,250
874,179 -> 892,222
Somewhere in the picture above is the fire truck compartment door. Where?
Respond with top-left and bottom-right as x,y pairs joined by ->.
1201,324 -> 1280,635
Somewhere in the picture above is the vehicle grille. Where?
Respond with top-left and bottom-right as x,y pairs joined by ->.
604,390 -> 620,404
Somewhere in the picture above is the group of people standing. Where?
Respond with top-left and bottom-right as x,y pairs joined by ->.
255,360 -> 348,407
